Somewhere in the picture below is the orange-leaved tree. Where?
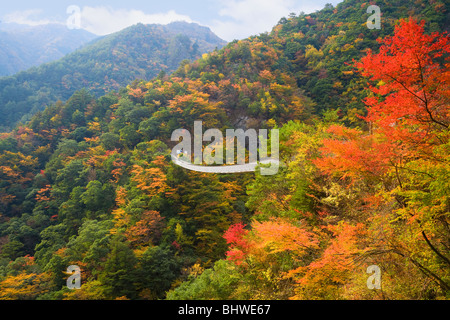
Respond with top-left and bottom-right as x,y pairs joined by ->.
315,18 -> 450,295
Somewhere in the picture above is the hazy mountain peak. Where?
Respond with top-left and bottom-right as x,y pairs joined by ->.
0,21 -> 227,130
0,22 -> 98,77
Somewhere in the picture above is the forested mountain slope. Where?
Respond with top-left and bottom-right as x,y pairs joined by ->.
0,0 -> 448,300
0,21 -> 226,130
0,23 -> 98,77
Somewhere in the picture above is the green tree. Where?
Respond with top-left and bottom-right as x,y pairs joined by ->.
99,239 -> 138,299
138,246 -> 180,299
166,260 -> 243,300
80,180 -> 115,218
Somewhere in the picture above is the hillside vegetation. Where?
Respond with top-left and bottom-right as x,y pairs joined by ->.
0,0 -> 448,300
0,21 -> 226,131
0,23 -> 98,77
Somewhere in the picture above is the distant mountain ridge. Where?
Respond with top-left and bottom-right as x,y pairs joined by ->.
0,21 -> 227,130
0,23 -> 98,76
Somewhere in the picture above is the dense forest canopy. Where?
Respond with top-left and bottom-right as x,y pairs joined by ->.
0,0 -> 449,300
0,21 -> 226,131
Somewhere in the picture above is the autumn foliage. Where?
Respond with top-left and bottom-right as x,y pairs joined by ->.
0,5 -> 449,301
215,18 -> 450,300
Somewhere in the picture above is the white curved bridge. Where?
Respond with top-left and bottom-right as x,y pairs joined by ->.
171,154 -> 280,174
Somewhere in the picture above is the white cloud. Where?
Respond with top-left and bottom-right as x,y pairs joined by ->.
78,6 -> 195,35
3,9 -> 58,26
1,2 -> 337,41
210,0 -> 324,41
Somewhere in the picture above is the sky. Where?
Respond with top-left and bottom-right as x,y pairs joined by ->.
0,0 -> 343,41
